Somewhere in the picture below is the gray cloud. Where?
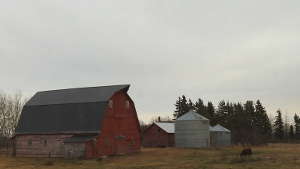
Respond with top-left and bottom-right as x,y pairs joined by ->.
1,0 -> 299,122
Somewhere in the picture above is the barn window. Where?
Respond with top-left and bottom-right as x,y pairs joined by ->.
125,100 -> 130,109
44,140 -> 47,146
108,100 -> 113,108
28,139 -> 32,146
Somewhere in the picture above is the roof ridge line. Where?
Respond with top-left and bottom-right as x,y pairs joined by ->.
37,84 -> 130,93
25,101 -> 108,107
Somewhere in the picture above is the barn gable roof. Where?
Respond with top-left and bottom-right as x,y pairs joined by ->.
154,122 -> 175,134
15,85 -> 130,135
176,110 -> 209,121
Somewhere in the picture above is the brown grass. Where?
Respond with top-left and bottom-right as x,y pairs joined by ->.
1,144 -> 300,169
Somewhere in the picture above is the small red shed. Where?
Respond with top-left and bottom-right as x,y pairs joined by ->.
14,85 -> 141,158
142,122 -> 174,147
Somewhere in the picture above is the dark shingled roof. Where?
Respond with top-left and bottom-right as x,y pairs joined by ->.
15,85 -> 130,135
26,85 -> 130,106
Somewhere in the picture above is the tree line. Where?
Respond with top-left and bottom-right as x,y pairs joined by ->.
174,95 -> 299,145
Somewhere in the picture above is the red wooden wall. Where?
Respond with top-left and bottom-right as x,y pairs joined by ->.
86,91 -> 141,157
142,124 -> 174,147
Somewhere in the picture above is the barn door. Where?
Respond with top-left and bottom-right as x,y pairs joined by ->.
114,120 -> 132,155
115,135 -> 128,154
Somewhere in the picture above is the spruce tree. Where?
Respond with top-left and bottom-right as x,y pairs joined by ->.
173,97 -> 182,119
294,114 -> 300,139
243,101 -> 256,143
273,110 -> 284,140
173,95 -> 190,119
231,103 -> 245,143
215,100 -> 227,126
289,125 -> 294,139
195,98 -> 208,117
225,102 -> 234,129
206,102 -> 216,125
244,101 -> 255,130
181,95 -> 189,113
255,100 -> 272,141
188,99 -> 194,111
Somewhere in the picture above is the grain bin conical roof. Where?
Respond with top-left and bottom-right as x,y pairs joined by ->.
176,110 -> 208,121
209,124 -> 231,132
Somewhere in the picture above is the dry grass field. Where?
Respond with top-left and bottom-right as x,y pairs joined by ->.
1,144 -> 300,169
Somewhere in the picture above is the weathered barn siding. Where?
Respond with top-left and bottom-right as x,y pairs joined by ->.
95,91 -> 141,156
15,135 -> 72,157
142,124 -> 174,147
64,143 -> 85,159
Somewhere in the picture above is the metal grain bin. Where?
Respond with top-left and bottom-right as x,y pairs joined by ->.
209,124 -> 231,147
175,110 -> 210,148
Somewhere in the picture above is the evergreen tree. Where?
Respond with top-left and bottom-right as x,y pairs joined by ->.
243,101 -> 255,129
255,100 -> 272,141
173,97 -> 182,118
294,114 -> 300,139
188,99 -> 194,111
215,100 -> 227,127
206,102 -> 216,125
294,114 -> 300,124
225,102 -> 234,129
273,110 -> 284,140
289,125 -> 294,139
230,103 -> 245,143
243,101 -> 256,143
195,98 -> 206,116
173,95 -> 190,119
181,95 -> 189,113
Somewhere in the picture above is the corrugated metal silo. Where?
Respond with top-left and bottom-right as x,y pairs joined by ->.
209,124 -> 231,147
175,110 -> 210,148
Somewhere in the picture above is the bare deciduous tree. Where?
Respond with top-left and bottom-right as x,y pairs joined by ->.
0,92 -> 26,137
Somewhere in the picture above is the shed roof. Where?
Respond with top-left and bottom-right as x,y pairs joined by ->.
176,110 -> 209,121
154,122 -> 175,133
153,122 -> 230,134
209,124 -> 231,132
15,85 -> 130,135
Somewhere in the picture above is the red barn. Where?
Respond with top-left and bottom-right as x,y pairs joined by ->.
142,122 -> 174,147
14,85 -> 141,158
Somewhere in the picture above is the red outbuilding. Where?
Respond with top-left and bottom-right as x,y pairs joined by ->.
14,85 -> 141,158
142,122 -> 174,147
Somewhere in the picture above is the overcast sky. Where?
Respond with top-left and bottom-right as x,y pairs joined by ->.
1,1 -> 299,122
